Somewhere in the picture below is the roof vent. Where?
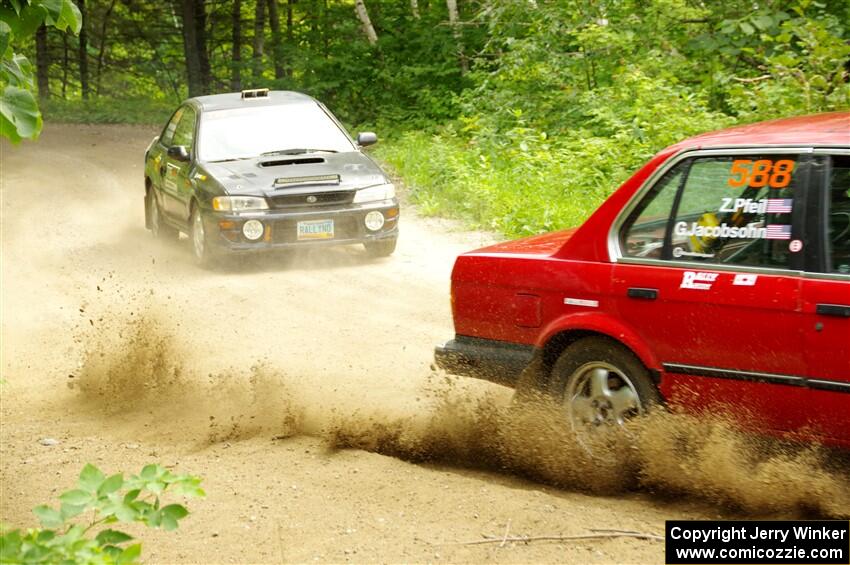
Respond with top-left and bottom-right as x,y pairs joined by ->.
241,88 -> 269,99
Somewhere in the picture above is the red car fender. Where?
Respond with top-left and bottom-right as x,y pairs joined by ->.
535,310 -> 662,373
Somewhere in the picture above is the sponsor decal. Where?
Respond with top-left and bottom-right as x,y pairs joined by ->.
680,271 -> 718,290
718,198 -> 792,214
564,297 -> 599,308
732,273 -> 758,286
789,239 -> 803,252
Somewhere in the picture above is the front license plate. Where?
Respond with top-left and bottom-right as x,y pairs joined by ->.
297,219 -> 334,240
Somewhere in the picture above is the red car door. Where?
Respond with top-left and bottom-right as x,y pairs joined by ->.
801,153 -> 850,445
612,150 -> 811,434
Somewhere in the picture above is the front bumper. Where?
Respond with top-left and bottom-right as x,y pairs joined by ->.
205,199 -> 399,252
434,335 -> 535,388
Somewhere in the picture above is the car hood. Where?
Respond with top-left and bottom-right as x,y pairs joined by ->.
203,151 -> 388,196
469,227 -> 578,257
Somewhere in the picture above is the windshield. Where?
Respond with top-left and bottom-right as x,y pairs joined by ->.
198,103 -> 355,162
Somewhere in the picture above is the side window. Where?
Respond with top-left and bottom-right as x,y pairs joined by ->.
621,154 -> 804,268
828,155 -> 850,274
621,162 -> 687,259
671,155 -> 800,268
160,108 -> 184,147
171,107 -> 196,150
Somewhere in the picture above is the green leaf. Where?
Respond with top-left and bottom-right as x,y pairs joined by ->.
60,502 -> 86,521
123,489 -> 140,504
0,20 -> 10,55
739,21 -> 755,35
59,489 -> 92,507
95,529 -> 133,545
159,504 -> 188,532
114,502 -> 138,523
79,463 -> 105,493
32,505 -> 63,529
98,473 -> 124,497
117,543 -> 142,564
139,464 -> 159,481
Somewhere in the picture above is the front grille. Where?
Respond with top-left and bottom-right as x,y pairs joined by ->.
272,215 -> 361,244
268,190 -> 354,209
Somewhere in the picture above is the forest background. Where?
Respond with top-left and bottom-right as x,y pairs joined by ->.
4,0 -> 849,235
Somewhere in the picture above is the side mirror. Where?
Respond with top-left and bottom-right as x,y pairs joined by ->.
167,145 -> 190,162
357,132 -> 378,147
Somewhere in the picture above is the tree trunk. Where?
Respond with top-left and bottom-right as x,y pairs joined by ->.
231,0 -> 242,90
76,0 -> 89,99
61,33 -> 68,98
267,0 -> 283,79
353,0 -> 377,45
95,0 -> 117,95
35,25 -> 50,100
181,0 -> 203,96
410,0 -> 420,19
252,0 -> 265,84
446,0 -> 467,73
194,0 -> 211,93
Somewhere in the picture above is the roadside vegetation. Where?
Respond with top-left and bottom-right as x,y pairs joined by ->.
4,0 -> 848,236
0,463 -> 203,564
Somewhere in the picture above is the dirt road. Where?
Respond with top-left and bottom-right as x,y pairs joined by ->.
2,124 -> 848,564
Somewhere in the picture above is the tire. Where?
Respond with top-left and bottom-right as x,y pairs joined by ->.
363,238 -> 397,257
190,205 -> 219,268
147,190 -> 178,240
548,337 -> 660,454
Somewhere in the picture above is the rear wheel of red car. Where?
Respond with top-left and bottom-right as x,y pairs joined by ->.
147,190 -> 177,240
550,337 -> 661,452
364,238 -> 397,257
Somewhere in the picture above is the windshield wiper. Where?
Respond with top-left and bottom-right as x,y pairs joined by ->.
208,156 -> 253,163
260,148 -> 338,156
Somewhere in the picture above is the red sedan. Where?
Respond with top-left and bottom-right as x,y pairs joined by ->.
436,113 -> 850,448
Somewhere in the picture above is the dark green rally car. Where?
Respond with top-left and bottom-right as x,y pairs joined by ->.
143,89 -> 399,266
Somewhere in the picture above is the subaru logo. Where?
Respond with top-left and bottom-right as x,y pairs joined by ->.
306,195 -> 317,203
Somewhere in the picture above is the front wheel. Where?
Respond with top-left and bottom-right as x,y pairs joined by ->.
190,206 -> 218,268
363,238 -> 397,257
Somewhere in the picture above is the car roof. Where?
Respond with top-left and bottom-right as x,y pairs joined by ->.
187,90 -> 318,112
667,112 -> 850,151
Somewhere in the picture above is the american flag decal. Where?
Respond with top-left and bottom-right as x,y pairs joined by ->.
765,198 -> 793,213
765,224 -> 792,240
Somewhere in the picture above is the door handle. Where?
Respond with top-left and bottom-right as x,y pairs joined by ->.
816,304 -> 850,318
627,287 -> 658,300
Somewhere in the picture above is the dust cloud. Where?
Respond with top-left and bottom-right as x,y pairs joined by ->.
74,307 -> 850,519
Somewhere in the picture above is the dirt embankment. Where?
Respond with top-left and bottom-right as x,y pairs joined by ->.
2,124 -> 848,564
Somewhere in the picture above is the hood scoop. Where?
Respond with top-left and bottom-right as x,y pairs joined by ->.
274,174 -> 340,188
260,157 -> 326,167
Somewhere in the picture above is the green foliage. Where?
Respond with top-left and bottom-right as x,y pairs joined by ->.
43,97 -> 174,125
0,0 -> 81,142
379,0 -> 849,237
0,463 -> 204,564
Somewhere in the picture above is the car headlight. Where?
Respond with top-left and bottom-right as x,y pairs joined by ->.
212,196 -> 269,212
353,183 -> 395,204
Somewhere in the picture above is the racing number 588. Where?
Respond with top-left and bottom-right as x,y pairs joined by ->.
728,159 -> 794,188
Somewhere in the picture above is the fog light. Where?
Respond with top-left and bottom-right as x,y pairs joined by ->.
365,211 -> 384,231
242,219 -> 264,240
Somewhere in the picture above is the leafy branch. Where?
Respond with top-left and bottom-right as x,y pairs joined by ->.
0,463 -> 204,564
